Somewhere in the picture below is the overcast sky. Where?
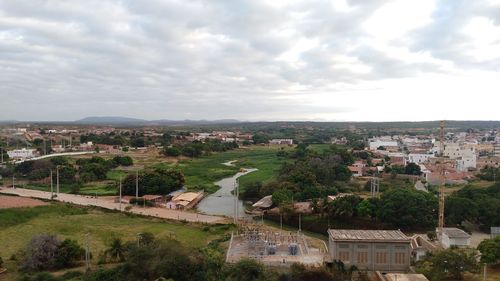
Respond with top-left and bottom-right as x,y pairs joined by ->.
1,0 -> 500,122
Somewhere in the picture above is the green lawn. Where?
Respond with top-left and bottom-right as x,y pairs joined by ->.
25,182 -> 118,196
106,170 -> 130,181
0,203 -> 230,260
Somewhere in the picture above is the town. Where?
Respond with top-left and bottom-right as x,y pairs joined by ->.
1,120 -> 499,281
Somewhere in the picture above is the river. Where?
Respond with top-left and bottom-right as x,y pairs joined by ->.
197,161 -> 257,217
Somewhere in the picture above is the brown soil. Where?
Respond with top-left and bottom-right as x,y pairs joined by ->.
0,194 -> 48,209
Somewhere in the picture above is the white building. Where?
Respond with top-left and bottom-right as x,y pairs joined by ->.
439,228 -> 471,249
407,154 -> 434,164
269,139 -> 293,145
443,143 -> 477,171
369,138 -> 399,150
7,148 -> 37,159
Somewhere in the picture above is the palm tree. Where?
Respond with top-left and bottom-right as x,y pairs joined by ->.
105,237 -> 126,262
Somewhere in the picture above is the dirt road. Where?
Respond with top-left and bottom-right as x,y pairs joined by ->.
0,187 -> 226,224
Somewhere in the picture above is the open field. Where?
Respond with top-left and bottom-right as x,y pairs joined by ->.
0,195 -> 48,209
153,146 -> 292,193
0,202 -> 231,281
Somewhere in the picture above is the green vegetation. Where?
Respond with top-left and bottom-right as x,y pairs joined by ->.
162,139 -> 239,158
0,203 -> 229,260
447,183 -> 500,228
416,248 -> 479,281
121,168 -> 184,196
166,146 -> 291,193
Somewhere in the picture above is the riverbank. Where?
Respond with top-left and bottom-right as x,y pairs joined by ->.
197,167 -> 257,217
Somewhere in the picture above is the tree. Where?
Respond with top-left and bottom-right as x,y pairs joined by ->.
21,234 -> 61,271
55,239 -> 84,268
105,238 -> 126,262
356,197 -> 380,219
163,147 -> 181,157
404,162 -> 422,175
112,156 -> 133,166
288,263 -> 335,281
271,189 -> 293,206
477,236 -> 500,265
377,188 -> 437,229
226,259 -> 265,281
445,196 -> 478,225
122,168 -> 185,196
328,195 -> 362,220
417,248 -> 479,280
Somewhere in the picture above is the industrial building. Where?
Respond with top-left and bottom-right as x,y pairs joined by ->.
328,229 -> 411,272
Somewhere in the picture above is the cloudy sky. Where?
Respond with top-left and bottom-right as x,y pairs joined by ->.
1,0 -> 500,122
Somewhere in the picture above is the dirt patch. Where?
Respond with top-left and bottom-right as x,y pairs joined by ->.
0,195 -> 48,209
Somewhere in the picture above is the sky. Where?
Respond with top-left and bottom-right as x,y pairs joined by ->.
1,0 -> 500,122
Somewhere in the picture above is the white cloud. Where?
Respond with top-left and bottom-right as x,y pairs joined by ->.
0,0 -> 499,121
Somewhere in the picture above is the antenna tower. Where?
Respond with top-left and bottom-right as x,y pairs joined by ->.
437,121 -> 446,245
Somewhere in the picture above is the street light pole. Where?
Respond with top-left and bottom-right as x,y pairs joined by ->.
119,177 -> 122,212
56,166 -> 60,194
135,170 -> 139,205
50,170 -> 53,199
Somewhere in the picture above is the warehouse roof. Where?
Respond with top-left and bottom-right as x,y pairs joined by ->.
328,229 -> 410,242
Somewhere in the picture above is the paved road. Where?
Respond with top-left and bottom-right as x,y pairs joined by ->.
0,187 -> 227,224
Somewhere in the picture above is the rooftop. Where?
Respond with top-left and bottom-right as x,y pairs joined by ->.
442,227 -> 471,239
385,273 -> 429,281
328,229 -> 410,242
172,191 -> 202,203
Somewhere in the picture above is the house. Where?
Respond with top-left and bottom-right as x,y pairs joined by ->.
407,154 -> 433,164
348,166 -> 364,177
410,235 -> 437,261
369,138 -> 399,151
7,148 -> 37,160
327,229 -> 411,272
443,143 -> 477,171
143,195 -> 164,206
375,272 -> 429,281
168,191 -> 204,210
252,195 -> 273,210
327,193 -> 350,202
491,227 -> 500,239
439,227 -> 471,249
269,139 -> 293,145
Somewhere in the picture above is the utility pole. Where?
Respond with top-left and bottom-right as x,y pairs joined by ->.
437,121 -> 446,246
236,177 -> 239,223
84,233 -> 91,271
56,166 -> 60,194
136,170 -> 139,205
1,147 -> 3,164
233,179 -> 237,225
50,170 -> 53,199
280,213 -> 283,231
299,213 -> 302,232
119,177 -> 122,211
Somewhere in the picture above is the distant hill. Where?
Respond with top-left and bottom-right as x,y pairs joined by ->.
74,116 -> 242,125
75,116 -> 147,124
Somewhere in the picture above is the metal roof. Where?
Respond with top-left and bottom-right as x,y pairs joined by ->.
328,229 -> 410,242
442,227 -> 471,239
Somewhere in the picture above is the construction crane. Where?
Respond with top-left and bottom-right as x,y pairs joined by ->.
437,121 -> 446,246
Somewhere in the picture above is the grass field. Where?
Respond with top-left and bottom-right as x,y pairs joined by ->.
0,202 -> 231,281
0,203 -> 230,260
167,146 -> 293,193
